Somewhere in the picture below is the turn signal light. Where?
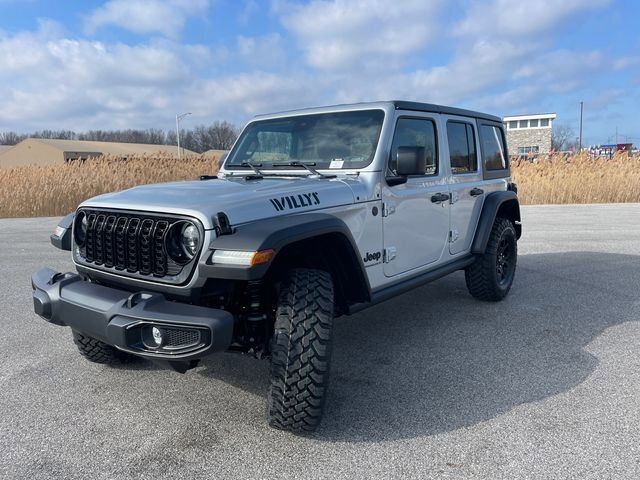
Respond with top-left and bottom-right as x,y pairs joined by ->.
211,249 -> 276,267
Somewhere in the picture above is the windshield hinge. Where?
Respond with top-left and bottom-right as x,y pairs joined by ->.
382,202 -> 396,217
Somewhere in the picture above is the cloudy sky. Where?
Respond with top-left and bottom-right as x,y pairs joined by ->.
1,0 -> 638,145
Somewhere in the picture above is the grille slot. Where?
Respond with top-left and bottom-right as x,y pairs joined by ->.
164,328 -> 200,348
75,209 -> 200,283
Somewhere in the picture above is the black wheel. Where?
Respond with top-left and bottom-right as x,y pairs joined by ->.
72,330 -> 137,365
465,217 -> 517,301
267,268 -> 334,432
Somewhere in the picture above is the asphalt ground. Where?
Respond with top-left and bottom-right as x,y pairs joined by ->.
1,204 -> 639,479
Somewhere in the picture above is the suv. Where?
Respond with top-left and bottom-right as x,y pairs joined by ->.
32,101 -> 521,432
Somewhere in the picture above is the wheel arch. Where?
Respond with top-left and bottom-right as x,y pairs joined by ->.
206,213 -> 371,312
471,191 -> 521,254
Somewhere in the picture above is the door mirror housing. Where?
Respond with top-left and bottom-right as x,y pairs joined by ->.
396,146 -> 427,176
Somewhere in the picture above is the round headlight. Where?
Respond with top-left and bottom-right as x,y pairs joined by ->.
181,224 -> 200,257
74,211 -> 88,246
166,221 -> 200,264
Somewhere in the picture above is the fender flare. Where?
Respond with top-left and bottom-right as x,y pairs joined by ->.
50,213 -> 74,251
471,191 -> 521,254
203,213 -> 370,294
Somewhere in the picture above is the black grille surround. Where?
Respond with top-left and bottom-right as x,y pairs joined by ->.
73,208 -> 204,285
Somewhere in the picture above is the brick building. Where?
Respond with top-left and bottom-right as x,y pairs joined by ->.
503,113 -> 556,155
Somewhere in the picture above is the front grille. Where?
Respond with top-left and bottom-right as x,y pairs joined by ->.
76,208 -> 201,283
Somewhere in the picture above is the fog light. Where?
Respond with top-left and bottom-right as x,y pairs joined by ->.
151,326 -> 164,346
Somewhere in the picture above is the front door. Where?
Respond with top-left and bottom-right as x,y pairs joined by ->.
382,114 -> 450,277
442,116 -> 485,255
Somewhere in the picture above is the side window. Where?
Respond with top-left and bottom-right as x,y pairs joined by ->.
479,125 -> 508,171
446,121 -> 477,174
389,118 -> 438,176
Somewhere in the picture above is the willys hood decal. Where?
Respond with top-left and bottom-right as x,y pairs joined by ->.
80,175 -> 356,229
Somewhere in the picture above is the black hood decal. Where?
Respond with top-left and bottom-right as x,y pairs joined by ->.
270,192 -> 320,211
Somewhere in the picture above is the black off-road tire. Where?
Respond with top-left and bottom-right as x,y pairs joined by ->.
268,268 -> 334,433
72,330 -> 137,365
465,217 -> 517,302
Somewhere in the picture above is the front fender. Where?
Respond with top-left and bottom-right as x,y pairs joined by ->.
201,213 -> 367,285
50,213 -> 74,251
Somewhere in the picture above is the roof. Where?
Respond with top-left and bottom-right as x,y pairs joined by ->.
392,101 -> 502,123
253,100 -> 502,123
27,138 -> 195,155
503,113 -> 557,121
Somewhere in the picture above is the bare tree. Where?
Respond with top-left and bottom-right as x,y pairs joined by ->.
1,121 -> 239,152
0,131 -> 24,145
552,124 -> 576,151
208,121 -> 240,150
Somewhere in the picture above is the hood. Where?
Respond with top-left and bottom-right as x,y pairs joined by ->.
80,175 -> 356,229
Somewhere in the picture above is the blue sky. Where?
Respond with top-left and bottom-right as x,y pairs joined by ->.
1,0 -> 639,145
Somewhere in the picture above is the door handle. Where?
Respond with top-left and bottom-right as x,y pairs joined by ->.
470,187 -> 484,197
431,192 -> 450,203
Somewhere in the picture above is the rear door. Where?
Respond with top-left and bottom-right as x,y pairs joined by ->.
382,114 -> 450,277
442,116 -> 484,255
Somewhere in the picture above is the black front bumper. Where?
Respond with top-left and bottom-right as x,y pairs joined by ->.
31,267 -> 234,361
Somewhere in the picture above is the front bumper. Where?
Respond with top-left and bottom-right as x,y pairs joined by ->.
31,267 -> 234,361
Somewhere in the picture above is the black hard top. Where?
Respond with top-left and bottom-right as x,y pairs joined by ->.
392,100 -> 502,123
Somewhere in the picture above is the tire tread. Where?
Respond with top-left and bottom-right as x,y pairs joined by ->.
465,217 -> 517,302
268,268 -> 334,432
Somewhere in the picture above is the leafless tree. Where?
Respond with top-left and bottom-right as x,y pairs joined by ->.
552,124 -> 576,151
1,121 -> 240,152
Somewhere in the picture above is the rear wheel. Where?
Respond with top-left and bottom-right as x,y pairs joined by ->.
465,217 -> 517,301
267,268 -> 334,432
72,330 -> 137,365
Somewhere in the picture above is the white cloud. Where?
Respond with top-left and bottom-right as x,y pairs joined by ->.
85,0 -> 210,37
0,23 -> 204,130
454,0 -> 612,38
186,71 -> 320,120
277,0 -> 444,71
236,33 -> 286,68
613,56 -> 640,70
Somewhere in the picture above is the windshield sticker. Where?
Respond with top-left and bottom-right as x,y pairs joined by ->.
329,159 -> 344,169
270,192 -> 320,211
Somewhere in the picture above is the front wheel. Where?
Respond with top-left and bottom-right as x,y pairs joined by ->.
72,330 -> 137,365
267,268 -> 334,432
465,217 -> 517,301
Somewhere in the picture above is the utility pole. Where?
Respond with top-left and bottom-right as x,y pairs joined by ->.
175,112 -> 192,160
578,101 -> 583,151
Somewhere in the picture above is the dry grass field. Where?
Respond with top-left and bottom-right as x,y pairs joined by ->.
511,152 -> 640,205
0,152 -> 638,218
0,153 -> 220,218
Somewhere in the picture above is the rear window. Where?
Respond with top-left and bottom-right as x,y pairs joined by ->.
446,121 -> 477,174
479,125 -> 508,171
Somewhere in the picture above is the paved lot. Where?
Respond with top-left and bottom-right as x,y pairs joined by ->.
1,204 -> 639,479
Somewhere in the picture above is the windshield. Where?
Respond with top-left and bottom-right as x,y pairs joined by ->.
225,109 -> 385,170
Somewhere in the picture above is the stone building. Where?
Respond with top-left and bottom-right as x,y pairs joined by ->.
503,113 -> 556,155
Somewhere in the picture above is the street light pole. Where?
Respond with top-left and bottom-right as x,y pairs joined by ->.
175,112 -> 192,160
578,101 -> 583,152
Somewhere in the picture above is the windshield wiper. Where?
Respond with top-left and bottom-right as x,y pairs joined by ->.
240,161 -> 264,176
271,161 -> 335,178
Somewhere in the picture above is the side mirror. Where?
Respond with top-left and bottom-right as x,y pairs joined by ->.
396,146 -> 427,176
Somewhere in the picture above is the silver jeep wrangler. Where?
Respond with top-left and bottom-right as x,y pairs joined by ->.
32,101 -> 521,432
